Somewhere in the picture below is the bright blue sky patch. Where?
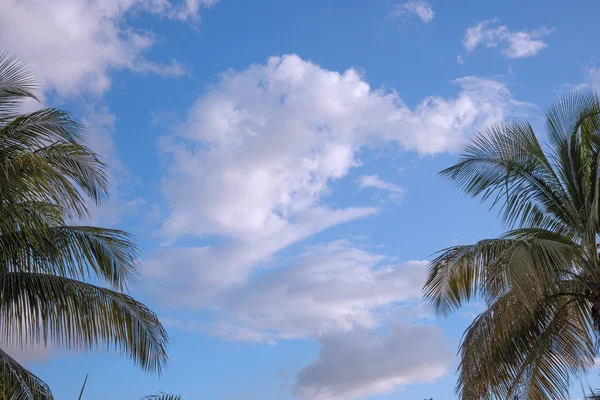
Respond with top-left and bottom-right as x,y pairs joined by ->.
1,0 -> 600,399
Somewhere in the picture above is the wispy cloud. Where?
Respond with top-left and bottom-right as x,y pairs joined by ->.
390,0 -> 434,23
464,19 -> 552,59
133,59 -> 191,77
557,67 -> 600,94
358,175 -> 404,204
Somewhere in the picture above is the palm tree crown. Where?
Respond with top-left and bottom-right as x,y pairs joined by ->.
0,54 -> 168,399
424,92 -> 600,399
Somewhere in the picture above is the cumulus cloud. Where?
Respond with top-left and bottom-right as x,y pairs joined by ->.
390,0 -> 434,23
358,175 -> 404,204
456,55 -> 465,65
160,54 -> 522,240
145,54 -> 524,319
0,0 -> 215,95
146,53 -> 526,324
464,19 -> 551,59
292,322 -> 452,400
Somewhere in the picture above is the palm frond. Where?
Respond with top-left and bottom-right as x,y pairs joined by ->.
584,387 -> 600,400
0,273 -> 168,374
0,347 -> 52,400
0,108 -> 85,147
0,226 -> 139,290
0,54 -> 38,117
0,110 -> 108,218
423,231 -> 581,315
33,142 -> 108,204
457,292 -> 594,399
0,53 -> 168,399
440,121 -> 577,233
141,393 -> 181,400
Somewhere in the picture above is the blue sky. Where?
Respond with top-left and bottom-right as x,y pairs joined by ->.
1,0 -> 600,399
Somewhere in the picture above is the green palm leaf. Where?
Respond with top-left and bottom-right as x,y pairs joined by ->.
424,91 -> 600,399
0,111 -> 108,219
0,54 -> 169,397
0,347 -> 52,400
0,273 -> 168,374
0,54 -> 38,117
0,225 -> 139,290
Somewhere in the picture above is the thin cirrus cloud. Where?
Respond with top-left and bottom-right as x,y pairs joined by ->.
390,0 -> 434,23
582,67 -> 600,92
464,18 -> 552,59
358,175 -> 405,204
557,67 -> 600,95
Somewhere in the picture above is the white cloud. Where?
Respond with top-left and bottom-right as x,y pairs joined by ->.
146,54 -> 524,318
390,0 -> 434,23
457,55 -> 465,65
145,54 -> 526,337
144,210 -> 376,303
557,67 -> 600,93
464,19 -> 551,59
358,175 -> 404,204
586,68 -> 600,91
292,322 -> 452,400
160,54 -> 522,241
0,0 -> 216,95
132,59 -> 191,77
188,241 -> 427,341
151,239 -> 443,400
460,311 -> 478,319
149,241 -> 428,342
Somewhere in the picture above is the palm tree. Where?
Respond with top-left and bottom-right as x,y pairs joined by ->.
423,92 -> 600,399
0,54 -> 168,398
